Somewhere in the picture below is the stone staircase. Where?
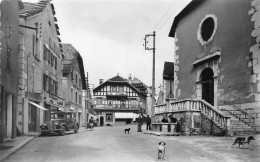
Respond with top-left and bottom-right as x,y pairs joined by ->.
221,105 -> 257,135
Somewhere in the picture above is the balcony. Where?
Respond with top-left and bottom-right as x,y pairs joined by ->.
106,92 -> 128,99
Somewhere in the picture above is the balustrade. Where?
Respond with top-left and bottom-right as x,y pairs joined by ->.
153,99 -> 230,129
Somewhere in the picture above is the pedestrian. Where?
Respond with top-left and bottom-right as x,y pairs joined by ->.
137,114 -> 143,132
146,115 -> 151,130
89,116 -> 94,131
169,114 -> 177,123
161,114 -> 168,123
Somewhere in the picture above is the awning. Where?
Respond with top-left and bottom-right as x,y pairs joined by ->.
28,101 -> 48,111
115,112 -> 135,119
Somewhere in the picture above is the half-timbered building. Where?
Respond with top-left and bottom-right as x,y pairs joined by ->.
93,75 -> 146,126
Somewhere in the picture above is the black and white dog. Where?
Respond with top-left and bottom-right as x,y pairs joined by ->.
158,141 -> 166,160
232,136 -> 255,150
124,128 -> 130,134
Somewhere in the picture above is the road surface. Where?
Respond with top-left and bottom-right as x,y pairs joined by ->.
3,125 -> 260,162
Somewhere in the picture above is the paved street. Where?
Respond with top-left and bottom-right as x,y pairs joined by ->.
3,125 -> 260,162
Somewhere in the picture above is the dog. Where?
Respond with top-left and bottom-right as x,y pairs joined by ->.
158,141 -> 166,160
124,128 -> 130,134
232,136 -> 255,150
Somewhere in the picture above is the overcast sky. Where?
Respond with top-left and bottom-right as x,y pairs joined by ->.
25,0 -> 191,94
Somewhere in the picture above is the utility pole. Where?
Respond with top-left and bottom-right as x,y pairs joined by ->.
144,31 -> 156,121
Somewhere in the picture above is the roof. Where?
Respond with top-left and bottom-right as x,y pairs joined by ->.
61,43 -> 87,90
19,0 -> 49,18
93,75 -> 144,96
62,43 -> 79,61
163,62 -> 174,80
130,77 -> 148,88
108,75 -> 126,82
169,0 -> 206,37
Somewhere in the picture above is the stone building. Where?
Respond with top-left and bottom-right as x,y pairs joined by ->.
93,75 -> 147,126
61,43 -> 87,126
154,0 -> 260,135
0,0 -> 19,143
17,0 -> 63,134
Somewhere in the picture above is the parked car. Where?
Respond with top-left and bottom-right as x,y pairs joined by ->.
40,111 -> 79,136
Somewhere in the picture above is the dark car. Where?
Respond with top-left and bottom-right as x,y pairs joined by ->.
40,111 -> 79,136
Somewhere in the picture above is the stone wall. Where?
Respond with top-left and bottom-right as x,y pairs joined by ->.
155,111 -> 225,135
201,113 -> 224,135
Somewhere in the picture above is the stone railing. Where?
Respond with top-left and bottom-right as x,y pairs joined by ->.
153,99 -> 230,129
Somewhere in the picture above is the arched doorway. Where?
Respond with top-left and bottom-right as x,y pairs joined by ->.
201,68 -> 214,106
100,116 -> 104,126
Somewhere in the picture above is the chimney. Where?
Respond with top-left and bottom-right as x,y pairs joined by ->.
99,79 -> 103,85
128,74 -> 132,81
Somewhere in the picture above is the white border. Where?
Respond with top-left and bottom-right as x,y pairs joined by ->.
197,14 -> 218,46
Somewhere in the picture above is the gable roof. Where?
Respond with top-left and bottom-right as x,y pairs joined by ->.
93,75 -> 143,96
130,77 -> 148,87
169,0 -> 206,37
108,75 -> 126,82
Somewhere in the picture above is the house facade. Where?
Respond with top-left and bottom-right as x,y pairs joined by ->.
61,43 -> 87,126
0,0 -> 19,143
17,0 -> 64,134
93,75 -> 147,126
127,75 -> 152,117
155,0 -> 259,134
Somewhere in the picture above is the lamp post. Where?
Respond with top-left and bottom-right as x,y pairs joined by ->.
144,31 -> 156,122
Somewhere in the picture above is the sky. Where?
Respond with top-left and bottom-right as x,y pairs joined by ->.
25,0 -> 191,94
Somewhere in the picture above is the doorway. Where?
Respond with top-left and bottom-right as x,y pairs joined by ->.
100,116 -> 104,126
201,68 -> 214,106
28,103 -> 37,132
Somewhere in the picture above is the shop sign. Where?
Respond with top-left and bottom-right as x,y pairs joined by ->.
25,91 -> 42,102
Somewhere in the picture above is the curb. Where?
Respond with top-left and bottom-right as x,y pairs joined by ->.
0,136 -> 35,162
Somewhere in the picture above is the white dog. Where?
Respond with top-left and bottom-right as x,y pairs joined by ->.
158,141 -> 166,160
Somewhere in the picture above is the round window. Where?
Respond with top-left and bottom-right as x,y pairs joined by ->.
197,14 -> 217,46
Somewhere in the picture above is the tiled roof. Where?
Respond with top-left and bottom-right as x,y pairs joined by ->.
62,43 -> 79,61
108,75 -> 127,82
19,0 -> 49,18
130,77 -> 148,88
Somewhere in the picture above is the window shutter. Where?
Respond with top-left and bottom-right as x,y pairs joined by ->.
55,57 -> 57,69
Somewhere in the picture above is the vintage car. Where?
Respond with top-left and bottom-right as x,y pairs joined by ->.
40,111 -> 79,136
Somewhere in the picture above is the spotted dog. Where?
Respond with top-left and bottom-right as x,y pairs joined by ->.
232,136 -> 255,150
